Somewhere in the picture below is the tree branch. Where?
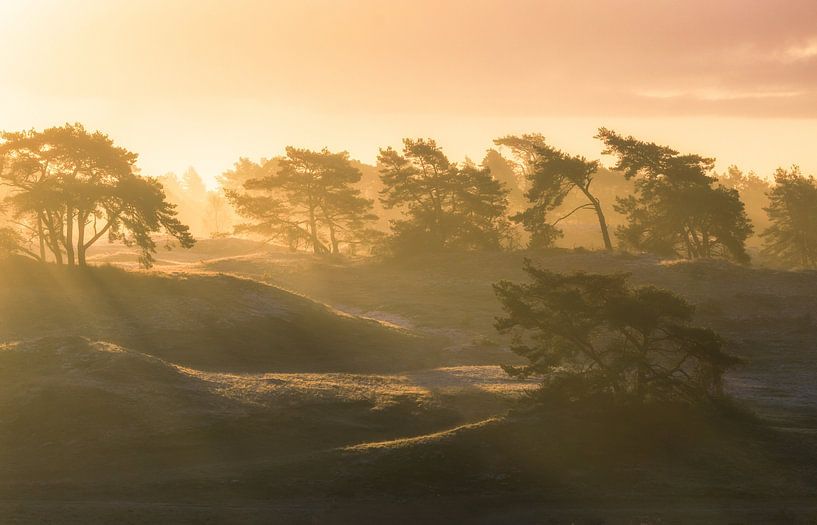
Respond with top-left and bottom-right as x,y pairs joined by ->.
551,203 -> 594,227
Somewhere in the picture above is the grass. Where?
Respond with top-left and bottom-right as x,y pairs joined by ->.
0,336 -> 514,487
0,256 -> 441,373
198,246 -> 817,430
2,242 -> 817,522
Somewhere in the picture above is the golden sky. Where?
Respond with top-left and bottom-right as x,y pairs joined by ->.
2,0 -> 816,186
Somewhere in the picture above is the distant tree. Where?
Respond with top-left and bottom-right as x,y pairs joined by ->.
204,191 -> 229,238
761,166 -> 817,268
0,123 -> 195,268
597,128 -> 752,263
496,134 -> 613,250
481,148 -> 526,212
182,167 -> 207,200
719,166 -> 771,241
494,261 -> 739,403
226,147 -> 376,254
156,169 -> 213,238
378,138 -> 510,252
156,172 -> 184,199
218,157 -> 280,193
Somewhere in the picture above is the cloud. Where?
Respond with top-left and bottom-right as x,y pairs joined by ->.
784,38 -> 817,61
2,0 -> 817,118
637,89 -> 806,102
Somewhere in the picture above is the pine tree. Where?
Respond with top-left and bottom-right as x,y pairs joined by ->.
598,128 -> 752,262
496,134 -> 612,250
378,138 -> 509,252
227,147 -> 376,254
494,261 -> 739,402
0,123 -> 194,268
761,166 -> 817,268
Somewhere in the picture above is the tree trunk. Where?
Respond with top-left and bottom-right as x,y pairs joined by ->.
50,237 -> 64,265
590,197 -> 613,251
433,194 -> 445,249
688,227 -> 702,258
701,228 -> 711,258
307,202 -> 323,254
328,221 -> 339,254
77,212 -> 87,266
576,185 -> 613,252
82,219 -> 112,255
65,206 -> 76,266
43,212 -> 64,265
683,231 -> 694,259
36,215 -> 46,262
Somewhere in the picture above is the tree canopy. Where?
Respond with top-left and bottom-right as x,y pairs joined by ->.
598,128 -> 752,263
496,134 -> 613,250
0,123 -> 194,268
378,138 -> 510,252
226,147 -> 377,254
761,166 -> 817,268
495,261 -> 739,403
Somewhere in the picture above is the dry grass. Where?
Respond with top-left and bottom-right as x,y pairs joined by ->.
193,244 -> 817,432
2,241 -> 817,523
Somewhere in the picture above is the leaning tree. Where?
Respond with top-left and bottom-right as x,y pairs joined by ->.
495,134 -> 613,250
0,123 -> 194,268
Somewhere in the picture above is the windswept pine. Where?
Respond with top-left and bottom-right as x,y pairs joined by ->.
495,134 -> 614,251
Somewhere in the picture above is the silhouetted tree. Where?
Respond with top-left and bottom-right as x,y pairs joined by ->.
378,138 -> 510,252
0,123 -> 195,268
496,134 -> 612,250
494,261 -> 739,403
598,128 -> 752,262
227,147 -> 376,254
761,166 -> 817,268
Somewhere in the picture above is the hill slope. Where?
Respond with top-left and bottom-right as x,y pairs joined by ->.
3,247 -> 817,523
0,336 -> 482,486
203,247 -> 817,432
0,257 -> 439,372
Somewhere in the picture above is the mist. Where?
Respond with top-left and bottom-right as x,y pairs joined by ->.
1,2 -> 817,524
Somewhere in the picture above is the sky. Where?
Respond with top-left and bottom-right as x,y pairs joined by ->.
1,0 -> 816,187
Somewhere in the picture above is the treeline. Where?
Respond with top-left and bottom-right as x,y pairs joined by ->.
2,123 -> 816,269
219,129 -> 816,268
